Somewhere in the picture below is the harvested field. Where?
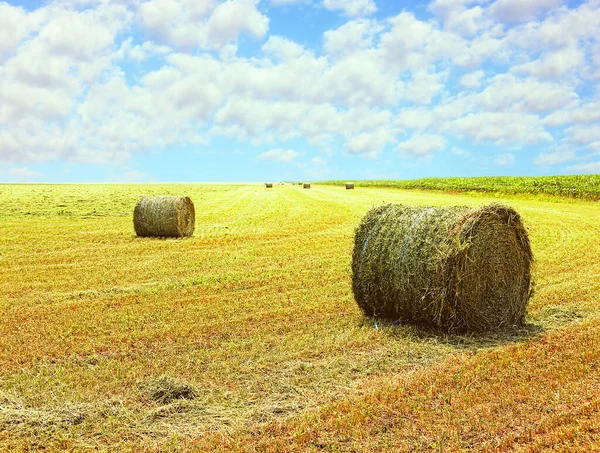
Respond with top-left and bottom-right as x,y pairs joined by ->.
0,183 -> 599,451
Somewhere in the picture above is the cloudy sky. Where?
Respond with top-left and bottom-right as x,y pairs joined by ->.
1,0 -> 599,182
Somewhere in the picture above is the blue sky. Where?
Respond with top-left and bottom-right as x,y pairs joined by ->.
0,0 -> 599,182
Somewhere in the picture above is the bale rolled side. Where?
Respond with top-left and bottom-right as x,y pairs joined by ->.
303,183 -> 311,189
346,182 -> 355,190
352,203 -> 533,332
134,195 -> 195,238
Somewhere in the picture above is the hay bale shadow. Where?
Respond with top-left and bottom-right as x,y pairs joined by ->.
360,316 -> 544,351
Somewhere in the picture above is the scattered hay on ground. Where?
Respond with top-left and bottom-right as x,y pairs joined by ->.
140,375 -> 198,404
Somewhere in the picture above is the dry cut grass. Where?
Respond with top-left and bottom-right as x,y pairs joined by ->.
0,183 -> 599,451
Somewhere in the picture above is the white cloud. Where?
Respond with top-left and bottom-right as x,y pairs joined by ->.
474,74 -> 578,113
317,52 -> 399,107
262,36 -> 305,61
395,108 -> 435,130
1,0 -> 598,178
40,6 -> 130,62
446,112 -> 553,145
138,0 -> 268,50
567,161 -> 600,174
323,0 -> 377,17
504,2 -> 600,50
565,125 -> 600,146
397,133 -> 447,157
452,30 -> 507,69
307,156 -> 329,177
401,70 -> 446,105
494,153 -> 515,165
450,146 -> 471,157
258,148 -> 302,162
512,48 -> 585,79
489,0 -> 562,22
543,102 -> 600,127
207,0 -> 269,47
323,19 -> 380,57
0,3 -> 44,59
345,129 -> 396,157
121,40 -> 173,61
459,70 -> 485,89
270,0 -> 308,4
215,98 -> 307,139
8,167 -> 44,180
379,12 -> 466,73
512,47 -> 585,79
535,148 -> 576,165
429,0 -> 488,37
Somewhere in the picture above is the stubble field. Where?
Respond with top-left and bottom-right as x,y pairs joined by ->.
0,183 -> 599,452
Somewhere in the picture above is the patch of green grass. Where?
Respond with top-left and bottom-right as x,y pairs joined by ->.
318,175 -> 600,199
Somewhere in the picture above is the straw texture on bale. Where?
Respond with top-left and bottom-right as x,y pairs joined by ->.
303,183 -> 311,189
352,203 -> 533,332
265,183 -> 273,188
346,182 -> 355,190
134,195 -> 195,238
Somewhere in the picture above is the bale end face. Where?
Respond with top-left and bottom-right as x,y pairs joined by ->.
133,195 -> 195,238
450,204 -> 533,331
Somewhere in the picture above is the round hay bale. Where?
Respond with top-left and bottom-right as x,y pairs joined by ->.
265,182 -> 273,188
134,195 -> 195,238
346,182 -> 355,190
352,203 -> 533,332
303,183 -> 311,189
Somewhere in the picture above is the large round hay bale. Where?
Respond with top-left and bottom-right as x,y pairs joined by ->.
303,183 -> 311,189
134,196 -> 195,238
346,182 -> 355,190
265,182 -> 273,188
352,203 -> 533,332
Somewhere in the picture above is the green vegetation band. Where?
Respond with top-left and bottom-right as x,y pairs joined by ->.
133,195 -> 195,238
352,203 -> 533,332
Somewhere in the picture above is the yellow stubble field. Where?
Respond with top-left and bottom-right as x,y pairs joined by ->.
0,183 -> 599,452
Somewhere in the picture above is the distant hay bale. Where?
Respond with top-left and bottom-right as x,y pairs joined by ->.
346,182 -> 355,190
265,183 -> 273,188
303,183 -> 311,189
352,203 -> 533,332
133,195 -> 195,238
